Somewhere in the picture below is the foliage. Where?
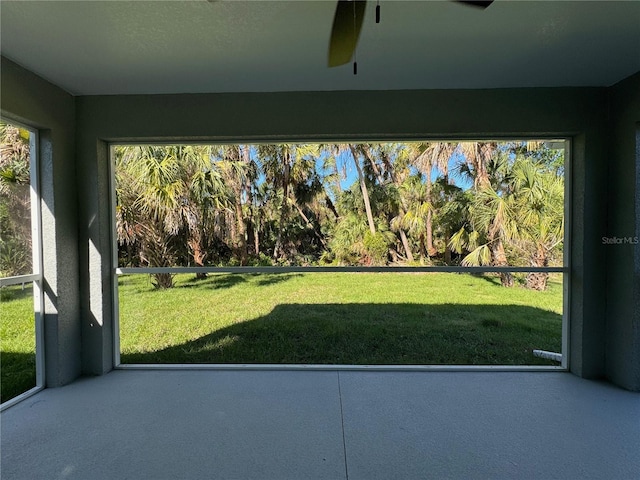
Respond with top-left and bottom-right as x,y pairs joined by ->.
0,236 -> 31,277
112,141 -> 565,289
114,145 -> 231,287
326,212 -> 367,265
0,123 -> 32,277
448,144 -> 564,288
363,231 -> 390,265
449,146 -> 564,289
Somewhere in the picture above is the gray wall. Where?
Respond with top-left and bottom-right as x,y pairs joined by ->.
606,72 -> 640,391
1,57 -> 81,387
4,55 -> 639,390
75,87 -> 609,381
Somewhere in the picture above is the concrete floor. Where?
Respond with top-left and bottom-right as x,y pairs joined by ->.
1,370 -> 639,480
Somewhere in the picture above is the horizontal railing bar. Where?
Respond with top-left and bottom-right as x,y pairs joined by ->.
0,273 -> 41,287
116,364 -> 567,372
116,266 -> 566,275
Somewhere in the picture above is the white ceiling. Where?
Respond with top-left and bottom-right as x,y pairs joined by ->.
1,0 -> 639,96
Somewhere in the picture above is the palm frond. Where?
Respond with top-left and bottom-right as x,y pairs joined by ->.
461,244 -> 492,266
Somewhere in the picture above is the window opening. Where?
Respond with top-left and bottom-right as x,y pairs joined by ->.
111,140 -> 568,368
0,120 -> 44,408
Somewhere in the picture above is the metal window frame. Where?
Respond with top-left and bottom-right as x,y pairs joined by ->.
0,121 -> 45,411
110,138 -> 570,372
110,145 -> 121,366
561,139 -> 572,370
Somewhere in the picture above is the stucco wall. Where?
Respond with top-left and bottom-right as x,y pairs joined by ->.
606,72 -> 640,391
1,57 -> 80,387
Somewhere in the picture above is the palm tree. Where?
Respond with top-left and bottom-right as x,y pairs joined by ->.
510,158 -> 564,290
182,146 -> 229,275
115,145 -> 179,287
257,144 -> 319,261
347,144 -> 377,235
373,143 -> 415,262
217,145 -> 258,265
391,175 -> 430,260
448,142 -> 515,286
114,145 -> 229,287
327,211 -> 368,265
324,143 -> 413,262
456,141 -> 498,190
469,185 -> 517,287
240,145 -> 261,257
431,179 -> 470,264
408,142 -> 455,258
450,150 -> 564,289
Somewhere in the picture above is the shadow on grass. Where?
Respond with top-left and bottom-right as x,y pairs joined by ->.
470,273 -> 503,286
173,273 -> 303,291
121,303 -> 562,366
0,351 -> 36,404
253,273 -> 302,287
0,285 -> 33,303
180,274 -> 248,290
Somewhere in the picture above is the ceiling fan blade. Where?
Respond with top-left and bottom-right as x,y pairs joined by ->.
456,1 -> 494,9
328,0 -> 367,68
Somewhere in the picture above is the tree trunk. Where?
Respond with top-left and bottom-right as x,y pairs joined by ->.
188,234 -> 207,279
424,157 -> 437,257
253,220 -> 260,256
241,145 -> 256,258
333,159 -> 343,194
362,144 -> 385,185
377,145 -> 412,262
425,208 -> 437,257
350,145 -> 376,235
469,142 -> 495,191
526,244 -> 549,290
444,234 -> 452,264
486,205 -> 513,287
152,273 -> 175,289
419,234 -> 427,259
294,203 -> 326,247
139,223 -> 176,289
490,238 -> 514,287
273,217 -> 284,261
273,154 -> 291,261
324,195 -> 340,219
399,229 -> 414,262
234,198 -> 248,265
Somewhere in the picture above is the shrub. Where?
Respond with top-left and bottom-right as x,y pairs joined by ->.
363,231 -> 390,265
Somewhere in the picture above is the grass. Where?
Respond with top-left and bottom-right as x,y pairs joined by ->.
0,284 -> 36,403
119,272 -> 563,366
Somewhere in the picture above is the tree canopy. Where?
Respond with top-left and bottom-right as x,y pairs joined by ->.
112,141 -> 565,289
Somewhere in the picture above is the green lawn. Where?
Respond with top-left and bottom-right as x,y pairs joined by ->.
119,272 -> 563,366
0,284 -> 36,403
